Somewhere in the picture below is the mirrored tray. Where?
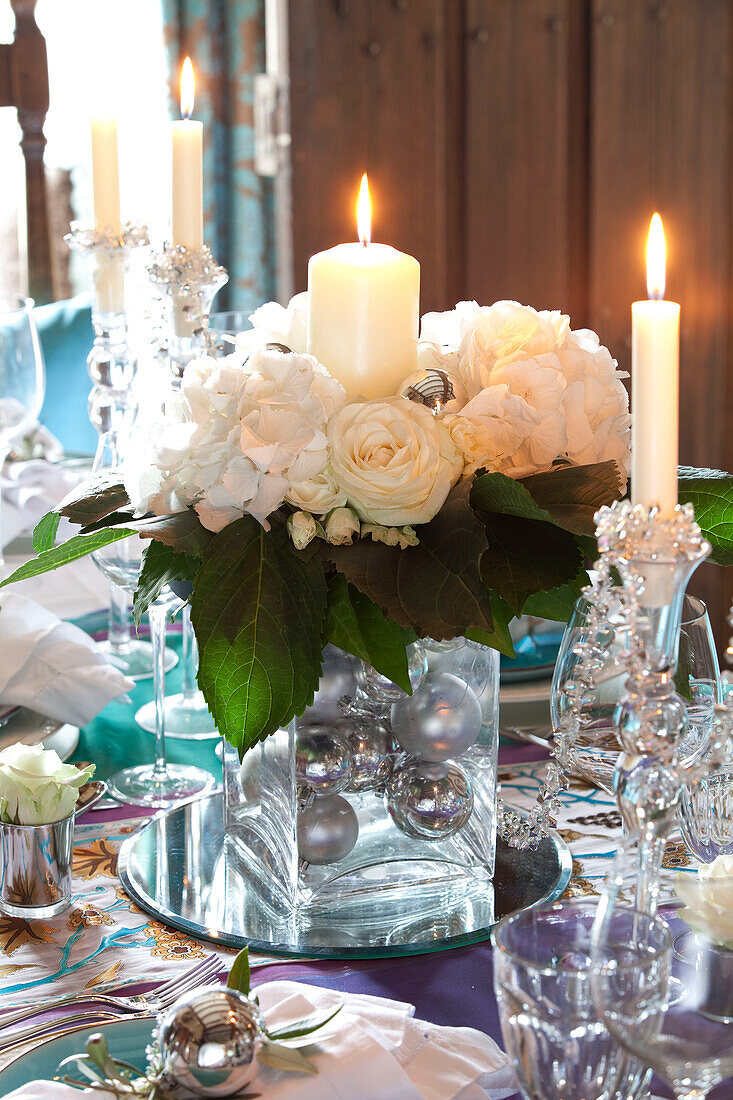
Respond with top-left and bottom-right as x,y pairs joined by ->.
118,792 -> 571,959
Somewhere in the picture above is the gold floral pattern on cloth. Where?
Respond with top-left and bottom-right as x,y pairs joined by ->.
68,905 -> 116,929
84,960 -> 124,988
663,838 -> 693,870
0,915 -> 56,956
144,921 -> 208,961
73,837 -> 119,879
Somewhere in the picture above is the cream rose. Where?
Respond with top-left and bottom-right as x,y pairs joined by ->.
328,398 -> 462,526
0,744 -> 94,825
676,856 -> 733,947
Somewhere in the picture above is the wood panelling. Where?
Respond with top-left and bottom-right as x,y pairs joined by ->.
289,0 -> 464,311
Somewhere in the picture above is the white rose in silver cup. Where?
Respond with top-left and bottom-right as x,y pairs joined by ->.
0,743 -> 94,826
676,855 -> 733,947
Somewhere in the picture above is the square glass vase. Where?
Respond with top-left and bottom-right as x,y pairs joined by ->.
223,638 -> 499,944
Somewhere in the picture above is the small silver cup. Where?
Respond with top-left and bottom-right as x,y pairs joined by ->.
0,811 -> 75,918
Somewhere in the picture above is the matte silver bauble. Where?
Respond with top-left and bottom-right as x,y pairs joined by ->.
307,646 -> 357,722
297,794 -> 359,864
385,758 -> 474,840
390,672 -> 481,761
399,366 -> 467,415
295,725 -> 352,795
157,985 -> 263,1097
356,642 -> 428,704
338,717 -> 390,792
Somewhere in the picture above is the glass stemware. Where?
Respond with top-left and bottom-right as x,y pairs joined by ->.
90,431 -> 177,679
0,297 -> 45,571
493,898 -> 652,1100
591,850 -> 733,1100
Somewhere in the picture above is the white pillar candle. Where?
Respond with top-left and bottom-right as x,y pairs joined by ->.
307,175 -> 419,400
631,213 -> 680,516
90,117 -> 124,314
171,57 -> 203,250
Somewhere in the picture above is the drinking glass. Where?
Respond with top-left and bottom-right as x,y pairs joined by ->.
551,593 -> 719,793
591,860 -> 733,1100
90,431 -> 177,679
493,898 -> 652,1100
0,297 -> 45,569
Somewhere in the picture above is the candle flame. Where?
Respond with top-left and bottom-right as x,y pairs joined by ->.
646,212 -> 666,300
180,57 -> 195,120
357,173 -> 371,246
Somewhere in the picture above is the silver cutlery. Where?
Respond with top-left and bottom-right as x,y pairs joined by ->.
500,725 -> 554,749
0,1011 -> 124,1059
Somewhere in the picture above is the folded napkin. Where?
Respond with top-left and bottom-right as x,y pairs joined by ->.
1,455 -> 85,551
3,980 -> 516,1100
0,592 -> 132,727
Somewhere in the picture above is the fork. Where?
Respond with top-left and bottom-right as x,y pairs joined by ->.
0,953 -> 222,1046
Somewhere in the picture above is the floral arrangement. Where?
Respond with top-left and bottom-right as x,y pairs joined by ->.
0,744 -> 94,825
4,298 -> 732,757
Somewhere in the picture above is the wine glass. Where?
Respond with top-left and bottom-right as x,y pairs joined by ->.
591,845 -> 733,1100
90,431 -> 177,679
0,297 -> 45,569
551,593 -> 719,793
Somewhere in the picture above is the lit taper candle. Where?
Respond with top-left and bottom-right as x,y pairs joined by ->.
307,174 -> 419,400
171,57 -> 203,250
631,213 -> 680,515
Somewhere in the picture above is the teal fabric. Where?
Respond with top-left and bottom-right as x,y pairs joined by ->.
161,0 -> 276,312
35,295 -> 97,456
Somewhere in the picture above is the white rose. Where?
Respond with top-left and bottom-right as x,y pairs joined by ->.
237,292 -> 309,355
328,398 -> 462,526
325,507 -> 360,546
0,744 -> 94,825
287,510 -> 318,550
458,301 -> 570,398
287,465 -> 347,515
361,522 -> 419,549
676,856 -> 733,947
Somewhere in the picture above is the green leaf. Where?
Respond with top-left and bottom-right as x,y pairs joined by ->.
325,481 -> 494,641
227,947 -> 251,996
324,575 -> 413,693
81,507 -> 215,558
191,517 -> 328,755
466,593 -> 515,658
58,474 -> 129,526
266,1003 -> 343,1042
471,470 -> 556,526
674,629 -> 694,703
0,527 -> 135,589
522,564 -> 589,623
133,541 -> 201,626
678,467 -> 733,566
519,461 -> 622,535
32,510 -> 60,553
257,1039 -> 318,1075
480,514 -> 583,616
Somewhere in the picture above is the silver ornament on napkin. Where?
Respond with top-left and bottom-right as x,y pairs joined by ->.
157,986 -> 263,1098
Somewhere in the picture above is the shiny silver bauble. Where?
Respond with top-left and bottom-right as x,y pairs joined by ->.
399,366 -> 467,415
337,717 -> 390,792
157,985 -> 263,1097
295,725 -> 352,795
356,642 -> 428,704
385,757 -> 474,840
297,793 -> 359,864
307,646 -> 357,722
390,672 -> 481,762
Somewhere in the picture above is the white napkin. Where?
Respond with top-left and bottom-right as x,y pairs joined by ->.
0,592 -> 132,726
1,457 -> 83,551
3,980 -> 515,1100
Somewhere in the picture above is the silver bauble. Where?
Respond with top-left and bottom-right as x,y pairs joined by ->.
157,985 -> 263,1097
297,793 -> 359,864
295,725 -> 352,795
399,366 -> 467,415
390,672 -> 481,761
385,758 -> 473,840
306,646 -> 357,722
337,717 -> 390,792
356,642 -> 428,704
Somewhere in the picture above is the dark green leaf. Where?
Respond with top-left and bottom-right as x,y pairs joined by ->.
522,564 -> 589,623
466,593 -> 515,658
133,541 -> 201,626
227,947 -> 251,996
519,461 -> 622,535
266,1003 -> 343,1042
471,471 -> 556,526
58,474 -> 129,526
191,517 -> 327,755
325,481 -> 493,640
32,510 -> 60,553
480,514 -> 583,616
81,507 -> 215,557
678,467 -> 733,566
324,575 -> 413,692
0,527 -> 135,589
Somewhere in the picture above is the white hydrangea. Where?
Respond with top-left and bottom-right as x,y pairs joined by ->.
236,292 -> 309,356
